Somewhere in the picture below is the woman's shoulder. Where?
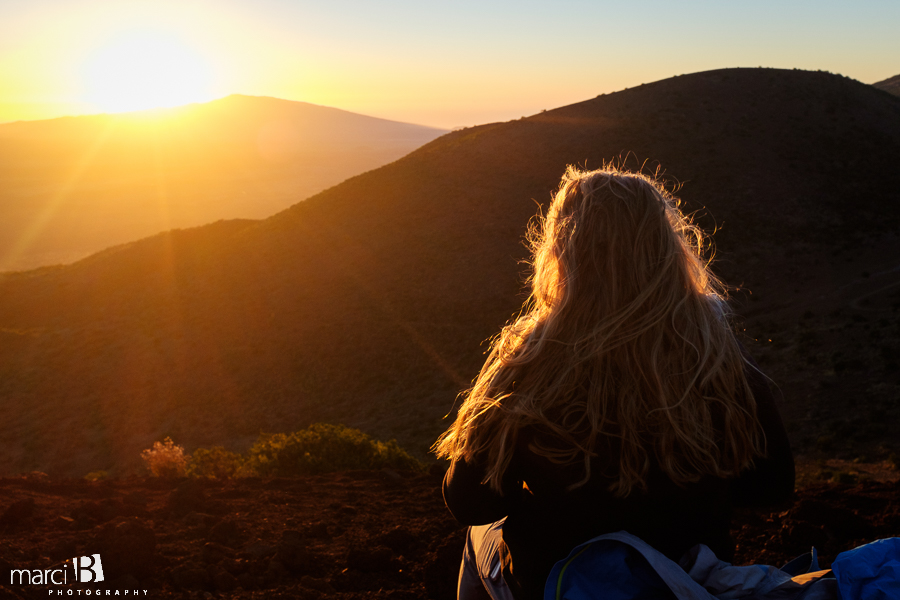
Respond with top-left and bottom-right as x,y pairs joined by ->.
442,453 -> 512,525
511,424 -> 619,495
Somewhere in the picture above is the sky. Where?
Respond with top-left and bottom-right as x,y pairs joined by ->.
0,0 -> 898,129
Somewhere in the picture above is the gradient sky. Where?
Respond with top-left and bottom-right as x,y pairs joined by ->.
1,0 -> 897,129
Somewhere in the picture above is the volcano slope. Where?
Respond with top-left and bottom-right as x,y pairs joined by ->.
0,68 -> 899,477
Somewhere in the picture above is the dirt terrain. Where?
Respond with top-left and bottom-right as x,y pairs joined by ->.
1,467 -> 898,599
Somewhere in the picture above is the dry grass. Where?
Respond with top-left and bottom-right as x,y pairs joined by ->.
141,438 -> 189,478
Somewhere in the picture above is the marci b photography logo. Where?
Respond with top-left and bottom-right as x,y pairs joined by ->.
9,553 -> 147,594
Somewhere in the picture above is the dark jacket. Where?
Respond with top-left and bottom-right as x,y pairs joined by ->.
443,360 -> 794,600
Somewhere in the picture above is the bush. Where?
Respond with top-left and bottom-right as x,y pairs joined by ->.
141,437 -> 189,478
140,425 -> 424,480
245,423 -> 424,476
187,446 -> 246,478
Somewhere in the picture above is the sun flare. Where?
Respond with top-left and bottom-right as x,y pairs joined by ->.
82,30 -> 214,113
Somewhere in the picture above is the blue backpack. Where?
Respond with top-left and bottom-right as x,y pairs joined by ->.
545,531 -> 900,600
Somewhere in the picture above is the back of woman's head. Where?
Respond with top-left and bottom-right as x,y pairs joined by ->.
533,167 -> 712,329
434,165 -> 764,496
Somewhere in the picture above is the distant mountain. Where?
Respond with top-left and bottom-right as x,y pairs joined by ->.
873,74 -> 900,96
0,95 -> 446,271
1,68 -> 899,476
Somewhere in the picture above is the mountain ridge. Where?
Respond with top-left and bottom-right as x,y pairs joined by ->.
0,93 -> 444,131
873,73 -> 900,96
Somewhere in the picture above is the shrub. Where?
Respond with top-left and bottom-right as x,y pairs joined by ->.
245,423 -> 424,476
141,437 -> 189,478
187,446 -> 245,479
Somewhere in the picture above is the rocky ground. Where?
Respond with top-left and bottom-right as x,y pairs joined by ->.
1,465 -> 898,599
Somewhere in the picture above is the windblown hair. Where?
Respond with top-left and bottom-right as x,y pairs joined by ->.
434,165 -> 765,497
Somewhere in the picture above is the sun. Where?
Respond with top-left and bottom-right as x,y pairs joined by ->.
82,30 -> 214,113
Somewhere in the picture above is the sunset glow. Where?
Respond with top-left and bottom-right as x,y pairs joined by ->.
0,0 -> 897,127
81,30 -> 214,113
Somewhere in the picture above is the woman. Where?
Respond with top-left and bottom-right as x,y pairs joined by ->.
434,166 -> 794,600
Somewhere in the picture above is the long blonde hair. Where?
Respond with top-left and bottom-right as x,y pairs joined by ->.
434,165 -> 764,497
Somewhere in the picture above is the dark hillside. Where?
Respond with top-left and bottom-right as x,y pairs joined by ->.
1,68 -> 899,476
873,73 -> 900,96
